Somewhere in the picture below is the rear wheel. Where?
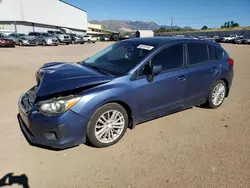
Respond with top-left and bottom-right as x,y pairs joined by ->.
205,80 -> 227,109
42,40 -> 46,46
87,103 -> 128,147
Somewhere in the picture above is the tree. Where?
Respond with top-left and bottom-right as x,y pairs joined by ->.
232,23 -> 240,27
227,21 -> 230,28
230,21 -> 234,27
224,22 -> 227,28
201,26 -> 208,30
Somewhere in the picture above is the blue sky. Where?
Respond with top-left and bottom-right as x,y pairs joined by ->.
66,0 -> 250,29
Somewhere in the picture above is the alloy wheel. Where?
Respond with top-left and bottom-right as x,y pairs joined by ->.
212,83 -> 226,106
94,110 -> 125,144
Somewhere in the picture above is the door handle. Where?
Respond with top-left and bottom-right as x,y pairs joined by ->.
177,75 -> 187,81
210,67 -> 218,72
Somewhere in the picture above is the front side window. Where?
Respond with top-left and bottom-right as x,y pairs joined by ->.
138,44 -> 184,77
42,33 -> 51,37
187,43 -> 208,65
83,42 -> 156,76
55,31 -> 63,34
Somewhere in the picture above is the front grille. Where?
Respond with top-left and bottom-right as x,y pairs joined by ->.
52,39 -> 58,42
64,36 -> 69,39
28,40 -> 36,44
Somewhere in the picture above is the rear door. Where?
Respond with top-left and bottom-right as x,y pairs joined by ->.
185,43 -> 221,106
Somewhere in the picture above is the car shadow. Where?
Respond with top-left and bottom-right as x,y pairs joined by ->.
0,173 -> 29,188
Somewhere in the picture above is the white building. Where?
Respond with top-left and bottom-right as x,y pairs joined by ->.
0,0 -> 88,35
135,30 -> 154,38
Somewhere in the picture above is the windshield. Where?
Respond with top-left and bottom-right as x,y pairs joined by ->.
18,34 -> 26,37
82,41 -> 156,76
55,31 -> 63,34
42,33 -> 52,37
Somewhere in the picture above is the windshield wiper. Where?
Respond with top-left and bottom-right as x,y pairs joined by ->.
83,64 -> 113,77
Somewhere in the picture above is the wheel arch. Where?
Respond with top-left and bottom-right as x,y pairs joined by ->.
104,100 -> 134,129
220,78 -> 229,97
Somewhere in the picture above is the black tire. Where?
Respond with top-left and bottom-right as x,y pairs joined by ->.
92,41 -> 96,43
19,40 -> 23,46
66,42 -> 70,45
87,103 -> 128,148
42,40 -> 46,46
88,39 -> 91,43
204,80 -> 227,109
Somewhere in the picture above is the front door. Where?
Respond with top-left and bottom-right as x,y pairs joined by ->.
133,44 -> 188,120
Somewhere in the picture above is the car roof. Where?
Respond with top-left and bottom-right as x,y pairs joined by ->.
124,37 -> 221,48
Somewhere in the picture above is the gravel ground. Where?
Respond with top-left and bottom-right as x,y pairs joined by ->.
0,42 -> 249,188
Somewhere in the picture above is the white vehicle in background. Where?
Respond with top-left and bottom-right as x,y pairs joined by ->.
223,34 -> 238,42
83,35 -> 97,43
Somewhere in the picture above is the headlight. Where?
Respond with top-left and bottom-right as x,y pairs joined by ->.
47,39 -> 52,42
38,96 -> 81,115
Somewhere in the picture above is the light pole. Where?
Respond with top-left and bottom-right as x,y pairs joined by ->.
169,16 -> 174,31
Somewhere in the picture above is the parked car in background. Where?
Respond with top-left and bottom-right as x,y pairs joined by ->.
204,36 -> 216,42
18,37 -> 234,149
83,35 -> 97,43
239,38 -> 250,44
8,33 -> 37,46
69,34 -> 84,44
223,34 -> 238,43
0,33 -> 15,47
47,30 -> 71,45
215,37 -> 225,43
28,32 -> 59,46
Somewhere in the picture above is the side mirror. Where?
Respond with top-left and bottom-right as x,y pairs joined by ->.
151,65 -> 162,76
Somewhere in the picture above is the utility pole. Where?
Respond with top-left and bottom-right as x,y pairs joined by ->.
169,16 -> 174,30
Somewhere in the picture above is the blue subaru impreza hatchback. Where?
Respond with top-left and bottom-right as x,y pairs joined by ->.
18,37 -> 234,149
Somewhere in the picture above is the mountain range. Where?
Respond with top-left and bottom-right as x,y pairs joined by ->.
89,20 -> 192,32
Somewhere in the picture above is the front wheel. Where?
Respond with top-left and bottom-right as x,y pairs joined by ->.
19,41 -> 23,46
87,103 -> 128,147
205,80 -> 227,109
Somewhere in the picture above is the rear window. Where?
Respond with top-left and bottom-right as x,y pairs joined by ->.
187,43 -> 209,65
208,46 -> 217,61
215,48 -> 224,60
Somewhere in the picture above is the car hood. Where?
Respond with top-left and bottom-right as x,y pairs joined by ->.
58,34 -> 69,37
43,36 -> 57,40
36,62 -> 112,97
21,36 -> 36,40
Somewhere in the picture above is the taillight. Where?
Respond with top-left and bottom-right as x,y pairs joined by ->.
228,58 -> 234,67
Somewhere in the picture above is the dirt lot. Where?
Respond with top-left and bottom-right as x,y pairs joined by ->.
0,43 -> 249,188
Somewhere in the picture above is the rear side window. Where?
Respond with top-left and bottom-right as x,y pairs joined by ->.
215,48 -> 224,60
151,44 -> 184,71
187,43 -> 208,65
208,46 -> 217,61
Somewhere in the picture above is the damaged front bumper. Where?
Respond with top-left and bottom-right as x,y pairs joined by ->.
17,88 -> 89,149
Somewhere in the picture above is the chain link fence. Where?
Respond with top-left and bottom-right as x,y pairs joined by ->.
155,29 -> 250,38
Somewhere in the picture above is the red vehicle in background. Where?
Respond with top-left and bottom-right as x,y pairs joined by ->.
0,33 -> 16,47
